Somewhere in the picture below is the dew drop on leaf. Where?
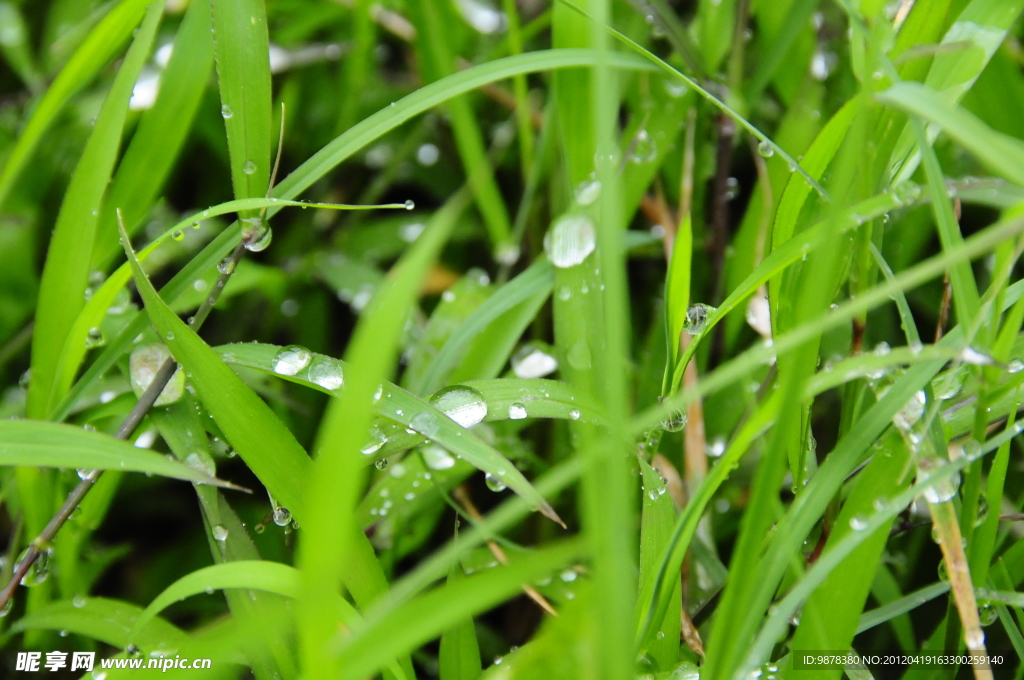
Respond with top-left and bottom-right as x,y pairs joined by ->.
429,385 -> 488,428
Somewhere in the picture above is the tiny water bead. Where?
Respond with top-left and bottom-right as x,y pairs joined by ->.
892,181 -> 922,205
511,342 -> 558,379
242,160 -> 256,175
404,199 -> 415,211
17,547 -> 52,587
307,356 -> 344,390
273,345 -> 312,376
892,390 -> 926,432
429,385 -> 488,428
485,472 -> 507,492
574,177 -> 601,206
849,515 -> 869,531
544,214 -> 597,268
757,140 -> 775,158
917,457 -> 960,504
129,344 -> 185,406
568,409 -> 581,421
961,346 -> 994,365
217,256 -> 236,275
212,525 -> 229,541
85,327 -> 106,349
629,128 -> 657,164
508,403 -> 528,420
220,104 -> 233,119
410,410 -> 440,436
422,444 -> 457,470
171,229 -> 184,241
932,367 -> 965,400
706,436 -> 727,458
375,458 -> 389,471
684,303 -> 716,334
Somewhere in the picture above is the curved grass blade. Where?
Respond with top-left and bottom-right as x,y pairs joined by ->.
120,224 -> 313,516
10,596 -> 188,651
213,342 -> 563,520
856,582 -> 952,634
0,420 -> 232,487
0,0 -> 150,211
27,0 -> 166,419
269,50 -> 656,207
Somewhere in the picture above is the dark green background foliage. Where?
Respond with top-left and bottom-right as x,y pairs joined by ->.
1,0 -> 1024,678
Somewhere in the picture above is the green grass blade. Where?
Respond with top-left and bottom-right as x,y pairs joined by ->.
10,597 -> 188,651
438,561 -> 483,680
0,0 -> 150,211
211,0 -> 272,204
0,420 -> 230,486
638,458 -> 681,670
26,0 -> 165,419
93,0 -> 216,266
857,582 -> 951,634
665,213 -> 692,367
120,224 -> 314,515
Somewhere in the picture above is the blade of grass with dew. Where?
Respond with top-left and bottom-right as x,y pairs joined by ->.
879,83 -> 1024,189
438,559 -> 483,680
638,457 -> 681,670
268,50 -> 656,209
788,429 -> 914,672
92,0 -> 216,266
0,420 -> 231,487
120,224 -> 313,515
51,199 -> 393,417
406,0 -> 511,251
336,539 -> 584,680
9,597 -> 189,651
889,0 -> 1024,184
0,0 -> 150,212
297,190 -> 478,679
210,0 -> 272,205
414,260 -> 553,394
26,0 -> 165,420
213,342 -> 562,513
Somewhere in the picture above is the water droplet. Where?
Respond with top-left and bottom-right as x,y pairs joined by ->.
707,436 -> 726,458
241,217 -> 272,252
933,367 -> 965,400
273,506 -> 292,526
962,439 -> 983,462
17,547 -> 51,587
574,178 -> 601,206
560,568 -> 578,582
72,594 -> 87,608
758,141 -> 775,158
422,444 -> 456,470
511,342 -> 558,378
965,628 -> 985,648
1009,359 -> 1024,374
684,303 -> 716,334
416,143 -> 439,166
217,256 -> 236,275
375,458 -> 389,470
893,390 -> 926,431
569,409 -> 581,421
567,339 -> 591,369
629,128 -> 657,163
485,472 -> 506,492
171,230 -> 184,241
660,406 -> 687,432
212,525 -> 228,541
361,426 -> 387,455
918,457 -> 960,504
85,327 -> 106,349
404,199 -> 415,211
307,356 -> 344,389
892,181 -> 921,205
544,214 -> 596,268
399,222 -> 425,242
221,104 -> 233,119
410,410 -> 440,436
979,602 -> 998,626
273,345 -> 312,376
849,515 -> 869,531
130,344 -> 185,406
429,385 -> 488,428
961,346 -> 993,366
242,160 -> 256,175
507,403 -> 528,420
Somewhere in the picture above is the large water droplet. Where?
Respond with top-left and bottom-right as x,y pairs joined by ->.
410,410 -> 440,436
508,403 -> 528,420
574,178 -> 601,206
17,547 -> 52,587
757,141 -> 775,158
130,344 -> 185,406
375,458 -> 389,470
241,217 -> 272,252
273,346 -> 312,376
961,346 -> 993,366
511,342 -> 558,379
849,515 -> 869,531
212,525 -> 228,541
242,160 -> 256,175
307,356 -> 343,390
485,472 -> 507,492
422,443 -> 457,470
684,304 -> 715,334
361,426 -> 387,455
544,214 -> 596,268
221,104 -> 233,119
429,385 -> 488,428
707,436 -> 726,458
273,506 -> 292,526
893,390 -> 925,432
660,406 -> 687,433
